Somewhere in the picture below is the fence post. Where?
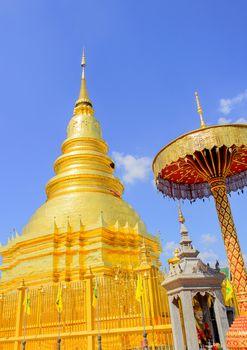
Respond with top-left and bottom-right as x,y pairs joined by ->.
85,269 -> 94,349
0,293 -> 4,334
14,281 -> 26,350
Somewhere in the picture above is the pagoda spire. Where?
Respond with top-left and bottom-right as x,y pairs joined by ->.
74,49 -> 93,113
195,91 -> 207,128
178,201 -> 189,239
177,202 -> 199,259
178,201 -> 185,224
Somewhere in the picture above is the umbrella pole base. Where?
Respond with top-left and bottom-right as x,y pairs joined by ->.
227,315 -> 247,349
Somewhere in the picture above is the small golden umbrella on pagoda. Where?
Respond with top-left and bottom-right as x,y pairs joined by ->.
153,93 -> 247,348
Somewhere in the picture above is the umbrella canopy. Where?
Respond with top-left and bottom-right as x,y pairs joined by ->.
153,124 -> 247,200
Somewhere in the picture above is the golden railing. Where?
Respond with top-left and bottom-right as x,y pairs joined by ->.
0,290 -> 18,338
0,269 -> 173,350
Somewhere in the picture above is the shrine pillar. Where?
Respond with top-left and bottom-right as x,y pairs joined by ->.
213,289 -> 229,349
168,296 -> 185,350
180,290 -> 199,350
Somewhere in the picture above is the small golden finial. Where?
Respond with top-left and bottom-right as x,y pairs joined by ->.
195,92 -> 207,128
168,248 -> 180,265
17,279 -> 26,290
178,201 -> 185,224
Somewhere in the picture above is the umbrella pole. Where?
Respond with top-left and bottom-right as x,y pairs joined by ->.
209,177 -> 247,314
210,178 -> 247,348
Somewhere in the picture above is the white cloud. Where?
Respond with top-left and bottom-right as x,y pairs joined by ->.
163,241 -> 177,256
235,117 -> 247,124
217,116 -> 247,125
219,90 -> 247,115
112,152 -> 152,184
218,117 -> 232,124
199,250 -> 218,264
201,234 -> 217,245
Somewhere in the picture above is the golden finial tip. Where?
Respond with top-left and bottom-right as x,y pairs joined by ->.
81,48 -> 86,67
195,91 -> 202,113
74,48 -> 93,111
194,91 -> 207,128
81,49 -> 86,79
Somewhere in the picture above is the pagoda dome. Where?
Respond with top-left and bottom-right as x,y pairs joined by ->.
22,192 -> 147,238
21,53 -> 148,239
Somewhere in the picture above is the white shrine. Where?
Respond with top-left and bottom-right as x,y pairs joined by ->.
163,205 -> 229,350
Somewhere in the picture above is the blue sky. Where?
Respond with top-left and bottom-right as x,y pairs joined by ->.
0,0 -> 246,267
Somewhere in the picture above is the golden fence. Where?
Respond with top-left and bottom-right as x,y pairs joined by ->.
0,269 -> 173,350
0,290 -> 18,338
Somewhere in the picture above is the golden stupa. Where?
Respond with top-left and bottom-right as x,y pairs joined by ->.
0,53 -> 172,350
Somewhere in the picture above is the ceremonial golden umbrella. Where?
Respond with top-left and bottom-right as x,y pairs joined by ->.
153,93 -> 247,349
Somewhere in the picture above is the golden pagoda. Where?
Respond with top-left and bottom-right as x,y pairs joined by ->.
0,53 -> 173,349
